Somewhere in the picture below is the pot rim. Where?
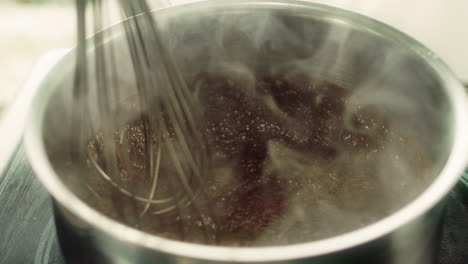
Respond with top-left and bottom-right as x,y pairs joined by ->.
24,0 -> 468,261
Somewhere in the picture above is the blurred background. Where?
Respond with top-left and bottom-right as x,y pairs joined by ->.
0,0 -> 467,118
0,0 -> 74,116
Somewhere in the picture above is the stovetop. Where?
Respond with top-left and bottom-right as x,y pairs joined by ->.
0,144 -> 467,264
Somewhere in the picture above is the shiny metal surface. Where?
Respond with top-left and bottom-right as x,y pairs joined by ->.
0,50 -> 68,176
23,1 -> 468,263
1,146 -> 467,263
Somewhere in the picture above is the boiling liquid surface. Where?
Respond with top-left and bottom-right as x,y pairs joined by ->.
55,74 -> 433,246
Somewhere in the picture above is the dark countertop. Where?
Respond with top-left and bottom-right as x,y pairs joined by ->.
0,146 -> 64,264
0,144 -> 467,264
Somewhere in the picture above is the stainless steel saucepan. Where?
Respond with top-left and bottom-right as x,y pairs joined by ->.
24,1 -> 468,263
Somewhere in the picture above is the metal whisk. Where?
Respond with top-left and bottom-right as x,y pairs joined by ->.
73,0 -> 215,242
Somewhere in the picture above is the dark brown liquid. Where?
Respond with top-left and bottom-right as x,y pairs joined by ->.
197,74 -> 380,243
72,73 -> 433,246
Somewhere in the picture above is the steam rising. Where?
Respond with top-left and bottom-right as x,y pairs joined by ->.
43,2 -> 449,246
